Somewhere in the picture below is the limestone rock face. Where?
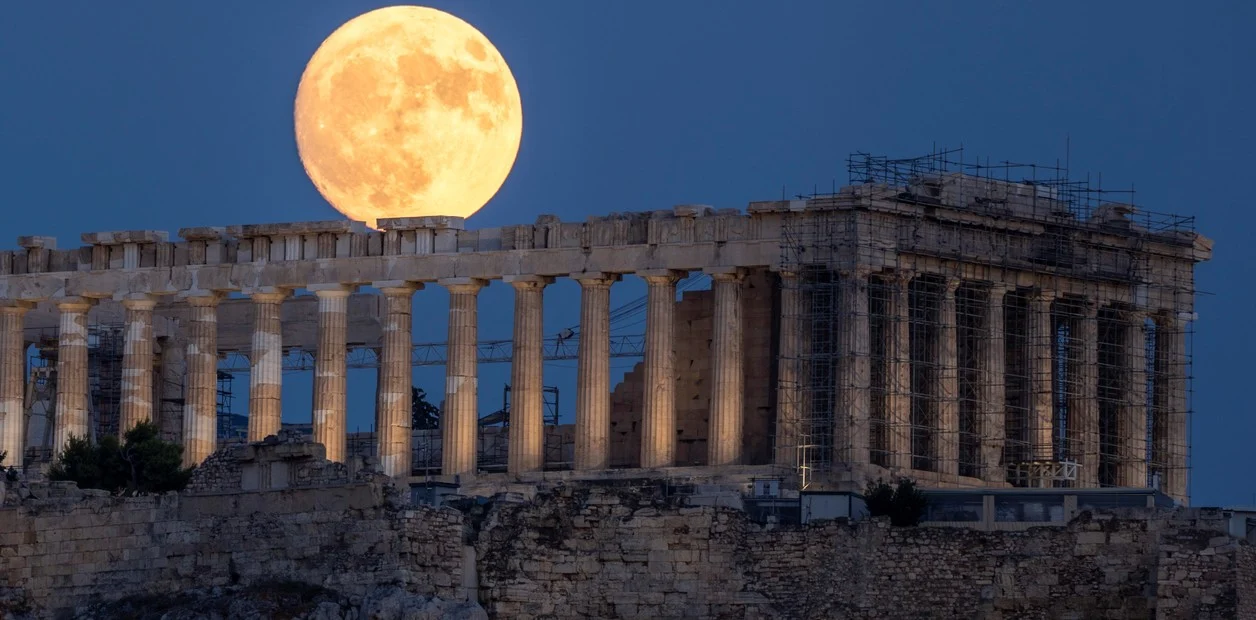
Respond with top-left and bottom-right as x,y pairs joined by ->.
360,586 -> 487,620
68,585 -> 485,620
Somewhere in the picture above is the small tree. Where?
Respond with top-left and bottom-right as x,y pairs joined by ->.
864,477 -> 929,526
0,450 -> 18,482
411,386 -> 440,430
49,422 -> 194,495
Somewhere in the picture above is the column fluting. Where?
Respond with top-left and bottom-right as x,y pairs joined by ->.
1028,289 -> 1055,462
377,283 -> 418,478
442,278 -> 485,477
1072,300 -> 1100,487
0,304 -> 31,470
54,299 -> 92,453
506,276 -> 550,475
247,289 -> 288,442
313,286 -> 352,463
836,269 -> 871,468
887,273 -> 912,470
119,296 -> 157,434
182,293 -> 220,466
707,269 -> 744,466
979,285 -> 1008,484
936,278 -> 960,476
573,273 -> 617,470
640,270 -> 681,469
773,271 -> 801,468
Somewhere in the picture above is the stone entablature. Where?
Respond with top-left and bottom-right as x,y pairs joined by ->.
0,193 -> 1206,306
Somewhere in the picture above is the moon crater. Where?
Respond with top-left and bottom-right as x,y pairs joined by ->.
295,7 -> 522,227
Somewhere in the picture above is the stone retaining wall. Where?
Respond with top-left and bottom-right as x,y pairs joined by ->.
474,485 -> 1253,620
0,483 -> 464,617
1,480 -> 1253,619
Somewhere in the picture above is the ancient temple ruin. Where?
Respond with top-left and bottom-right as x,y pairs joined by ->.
0,152 -> 1210,503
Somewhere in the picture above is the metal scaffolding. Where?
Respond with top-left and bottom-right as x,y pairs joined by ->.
777,148 -> 1197,497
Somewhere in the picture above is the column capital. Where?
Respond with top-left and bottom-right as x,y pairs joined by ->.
639,269 -> 684,286
438,277 -> 488,294
703,266 -> 745,281
1029,287 -> 1058,302
1072,296 -> 1099,317
943,277 -> 962,294
884,269 -> 914,287
773,268 -> 800,281
243,287 -> 292,303
1113,306 -> 1150,323
1154,309 -> 1189,328
572,272 -> 621,288
309,283 -> 357,298
181,291 -> 223,307
0,301 -> 35,315
503,275 -> 555,290
119,294 -> 158,311
987,282 -> 1011,296
55,297 -> 94,313
373,280 -> 423,295
837,266 -> 874,280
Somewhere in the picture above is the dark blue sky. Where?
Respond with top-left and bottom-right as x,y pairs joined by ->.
1,2 -> 1251,505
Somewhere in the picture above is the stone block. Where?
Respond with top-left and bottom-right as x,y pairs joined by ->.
81,230 -> 169,245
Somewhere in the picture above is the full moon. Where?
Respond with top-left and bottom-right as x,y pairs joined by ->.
294,6 -> 522,227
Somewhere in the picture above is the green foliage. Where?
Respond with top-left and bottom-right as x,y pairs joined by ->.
48,422 -> 194,495
0,450 -> 18,482
864,477 -> 928,527
411,386 -> 440,430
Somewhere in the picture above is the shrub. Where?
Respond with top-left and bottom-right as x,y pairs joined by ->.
49,422 -> 194,495
864,477 -> 928,526
411,386 -> 440,430
0,450 -> 18,482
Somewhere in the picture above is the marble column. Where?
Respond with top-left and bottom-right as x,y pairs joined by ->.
707,268 -> 744,466
979,285 -> 1008,484
640,270 -> 681,469
441,278 -> 485,477
1120,309 -> 1149,488
54,298 -> 93,453
247,289 -> 288,442
936,278 -> 960,476
1071,300 -> 1100,487
0,303 -> 31,470
773,271 -> 802,468
573,273 -> 618,471
1028,289 -> 1056,461
836,269 -> 870,467
312,285 -> 352,463
1155,312 -> 1188,502
886,273 -> 912,470
505,275 -> 551,475
182,293 -> 220,467
119,296 -> 157,434
377,282 -> 419,478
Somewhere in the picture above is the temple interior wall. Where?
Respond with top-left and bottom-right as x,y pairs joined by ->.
608,269 -> 776,468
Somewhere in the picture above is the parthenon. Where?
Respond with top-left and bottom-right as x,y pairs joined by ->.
0,153 -> 1210,503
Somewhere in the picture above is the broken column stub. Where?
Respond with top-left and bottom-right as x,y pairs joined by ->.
646,206 -> 712,245
80,230 -> 169,271
228,220 -> 366,263
376,216 -> 465,255
16,236 -> 56,274
177,227 -> 232,266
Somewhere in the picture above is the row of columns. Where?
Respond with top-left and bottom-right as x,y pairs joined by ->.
0,267 -> 743,478
0,266 -> 1184,499
773,269 -> 1188,496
